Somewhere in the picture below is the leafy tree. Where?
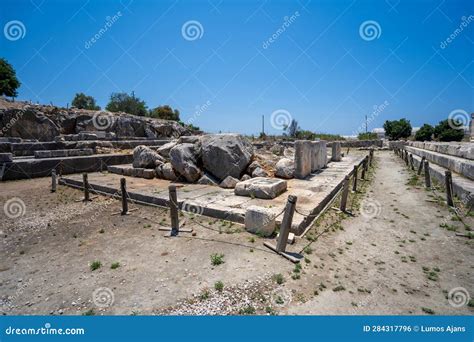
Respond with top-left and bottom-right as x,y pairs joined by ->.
433,119 -> 465,142
383,118 -> 412,140
105,92 -> 147,116
285,119 -> 299,138
148,105 -> 180,121
0,58 -> 21,98
415,124 -> 434,141
71,92 -> 100,110
358,132 -> 378,140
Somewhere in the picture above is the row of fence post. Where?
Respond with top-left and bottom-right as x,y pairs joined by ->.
394,147 -> 455,207
53,150 -> 374,259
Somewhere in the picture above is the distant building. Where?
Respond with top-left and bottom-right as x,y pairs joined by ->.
371,128 -> 385,139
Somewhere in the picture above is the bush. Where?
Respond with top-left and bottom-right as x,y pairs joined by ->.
415,124 -> 434,141
358,132 -> 378,140
210,253 -> 225,266
433,119 -> 465,142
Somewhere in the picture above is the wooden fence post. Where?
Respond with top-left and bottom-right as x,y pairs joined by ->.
120,178 -> 129,215
417,156 -> 425,175
445,171 -> 454,207
83,173 -> 90,201
361,158 -> 367,180
409,154 -> 414,170
169,185 -> 179,236
352,165 -> 358,192
369,149 -> 374,166
276,195 -> 297,253
51,169 -> 57,193
340,175 -> 350,212
424,160 -> 431,188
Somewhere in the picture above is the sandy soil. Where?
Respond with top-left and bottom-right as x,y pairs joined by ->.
0,151 -> 472,315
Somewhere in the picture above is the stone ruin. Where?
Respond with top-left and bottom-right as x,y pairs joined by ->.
121,135 -> 342,200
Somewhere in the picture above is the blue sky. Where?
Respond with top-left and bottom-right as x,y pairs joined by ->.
1,0 -> 473,135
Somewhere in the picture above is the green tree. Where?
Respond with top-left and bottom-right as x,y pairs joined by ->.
71,92 -> 100,110
383,119 -> 412,140
358,132 -> 378,140
0,58 -> 21,98
105,92 -> 147,116
433,119 -> 465,142
415,124 -> 434,141
148,105 -> 180,121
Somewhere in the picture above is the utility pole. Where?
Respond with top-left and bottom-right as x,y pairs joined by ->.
262,115 -> 265,136
365,114 -> 368,133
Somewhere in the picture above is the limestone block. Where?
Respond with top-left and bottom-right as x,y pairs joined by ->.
319,141 -> 328,168
275,158 -> 294,179
142,169 -> 155,179
331,142 -> 342,162
197,174 -> 218,185
294,140 -> 312,179
220,175 -> 239,189
235,177 -> 287,199
244,205 -> 276,237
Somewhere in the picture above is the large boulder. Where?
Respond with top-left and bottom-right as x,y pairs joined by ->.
201,134 -> 253,180
275,158 -> 295,179
219,175 -> 239,189
169,143 -> 202,182
252,167 -> 269,178
0,108 -> 60,141
157,141 -> 177,158
156,163 -> 178,181
133,145 -> 165,168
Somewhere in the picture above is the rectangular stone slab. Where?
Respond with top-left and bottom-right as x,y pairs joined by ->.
234,177 -> 287,199
294,140 -> 312,179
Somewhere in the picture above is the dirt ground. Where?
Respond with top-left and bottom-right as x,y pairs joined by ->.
1,151 -> 473,315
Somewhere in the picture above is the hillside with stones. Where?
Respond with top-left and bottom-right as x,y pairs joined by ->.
0,99 -> 191,141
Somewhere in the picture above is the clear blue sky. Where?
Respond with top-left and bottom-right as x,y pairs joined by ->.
1,0 -> 473,135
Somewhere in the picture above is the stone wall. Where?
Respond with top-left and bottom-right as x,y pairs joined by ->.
327,140 -> 383,148
407,141 -> 474,160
